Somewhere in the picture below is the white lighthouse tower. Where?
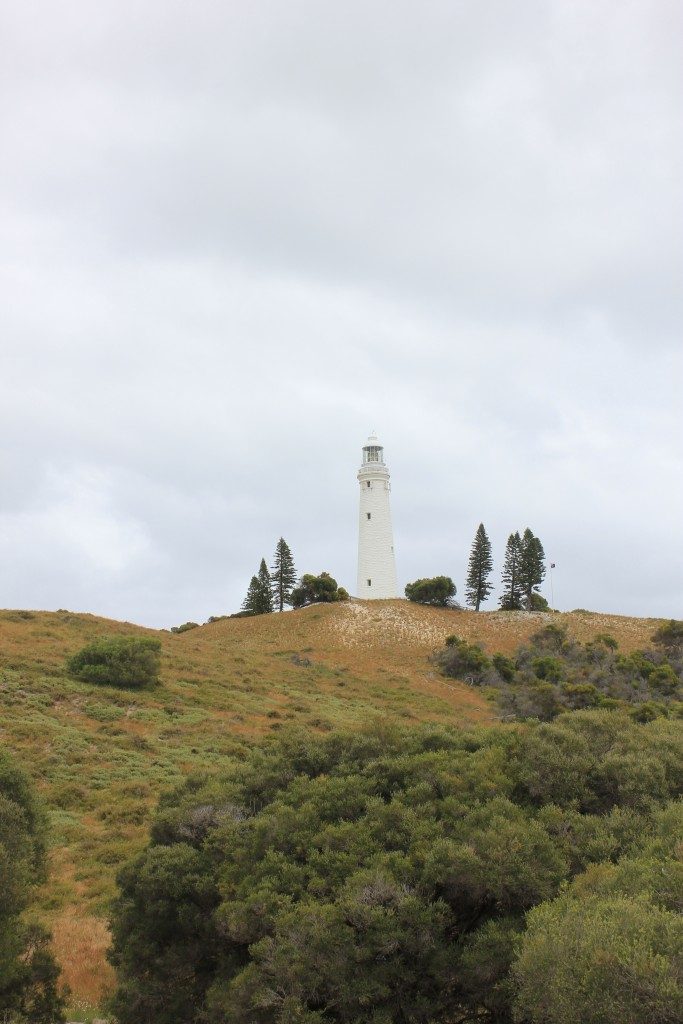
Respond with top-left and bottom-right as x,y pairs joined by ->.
356,434 -> 398,599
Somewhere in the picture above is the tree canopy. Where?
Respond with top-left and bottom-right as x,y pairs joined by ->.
405,576 -> 457,607
108,713 -> 682,1024
0,749 -> 65,1023
291,572 -> 348,608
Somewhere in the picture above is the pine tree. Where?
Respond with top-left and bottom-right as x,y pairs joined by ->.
270,538 -> 297,612
499,531 -> 523,610
242,558 -> 274,615
465,523 -> 494,611
519,528 -> 546,609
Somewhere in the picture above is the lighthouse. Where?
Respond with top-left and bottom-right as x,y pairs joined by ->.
357,434 -> 398,599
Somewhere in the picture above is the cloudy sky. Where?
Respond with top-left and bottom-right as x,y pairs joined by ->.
1,1 -> 681,627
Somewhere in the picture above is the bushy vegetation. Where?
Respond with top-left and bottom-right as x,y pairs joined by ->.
434,622 -> 683,721
405,576 -> 457,606
0,749 -> 65,1023
66,636 -> 162,689
514,817 -> 683,1024
291,572 -> 349,608
170,621 -> 200,634
108,716 -> 682,1023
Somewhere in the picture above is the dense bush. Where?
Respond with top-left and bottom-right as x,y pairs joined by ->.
0,749 -> 65,1023
652,618 -> 683,653
108,715 -> 682,1024
66,636 -> 162,689
170,621 -> 200,634
514,805 -> 683,1023
405,576 -> 457,606
291,572 -> 348,608
439,635 -> 491,683
434,622 -> 683,721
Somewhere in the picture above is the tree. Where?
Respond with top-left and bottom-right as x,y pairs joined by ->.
519,528 -> 546,610
499,532 -> 523,610
241,558 -> 273,616
465,523 -> 494,611
0,749 -> 65,1023
404,576 -> 457,607
291,572 -> 344,608
67,636 -> 162,689
109,719 -> 683,1024
270,538 -> 297,612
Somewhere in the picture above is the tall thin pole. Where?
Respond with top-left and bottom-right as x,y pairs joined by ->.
550,563 -> 555,610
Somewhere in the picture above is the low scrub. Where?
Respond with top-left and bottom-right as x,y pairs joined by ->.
433,621 -> 683,721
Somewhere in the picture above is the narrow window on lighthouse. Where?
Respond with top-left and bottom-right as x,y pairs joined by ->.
367,579 -> 372,586
366,512 -> 371,519
366,481 -> 371,487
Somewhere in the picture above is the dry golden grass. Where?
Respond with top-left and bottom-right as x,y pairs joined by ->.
0,599 -> 664,1015
50,912 -> 115,1008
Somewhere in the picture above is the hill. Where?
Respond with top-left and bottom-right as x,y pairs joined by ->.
0,600 -> 664,1017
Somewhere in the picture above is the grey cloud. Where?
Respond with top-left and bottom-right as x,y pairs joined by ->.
1,1 -> 681,625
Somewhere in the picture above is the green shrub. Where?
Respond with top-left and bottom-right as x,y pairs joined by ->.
170,622 -> 200,634
492,654 -> 516,682
291,572 -> 344,608
531,656 -> 564,683
67,637 -> 161,689
652,619 -> 683,653
434,636 -> 490,683
594,633 -> 619,651
405,576 -> 457,606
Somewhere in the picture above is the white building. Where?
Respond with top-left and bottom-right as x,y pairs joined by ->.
356,434 -> 398,598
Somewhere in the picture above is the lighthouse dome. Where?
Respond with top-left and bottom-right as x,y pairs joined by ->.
361,434 -> 385,466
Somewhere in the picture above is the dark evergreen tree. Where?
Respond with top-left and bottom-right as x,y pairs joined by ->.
241,559 -> 273,615
270,538 -> 297,612
499,531 -> 523,610
519,528 -> 546,609
465,523 -> 494,611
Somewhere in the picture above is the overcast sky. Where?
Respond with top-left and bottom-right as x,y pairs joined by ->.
1,1 -> 681,628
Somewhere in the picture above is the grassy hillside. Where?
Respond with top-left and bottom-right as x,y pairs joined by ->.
0,600 -> 664,1017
